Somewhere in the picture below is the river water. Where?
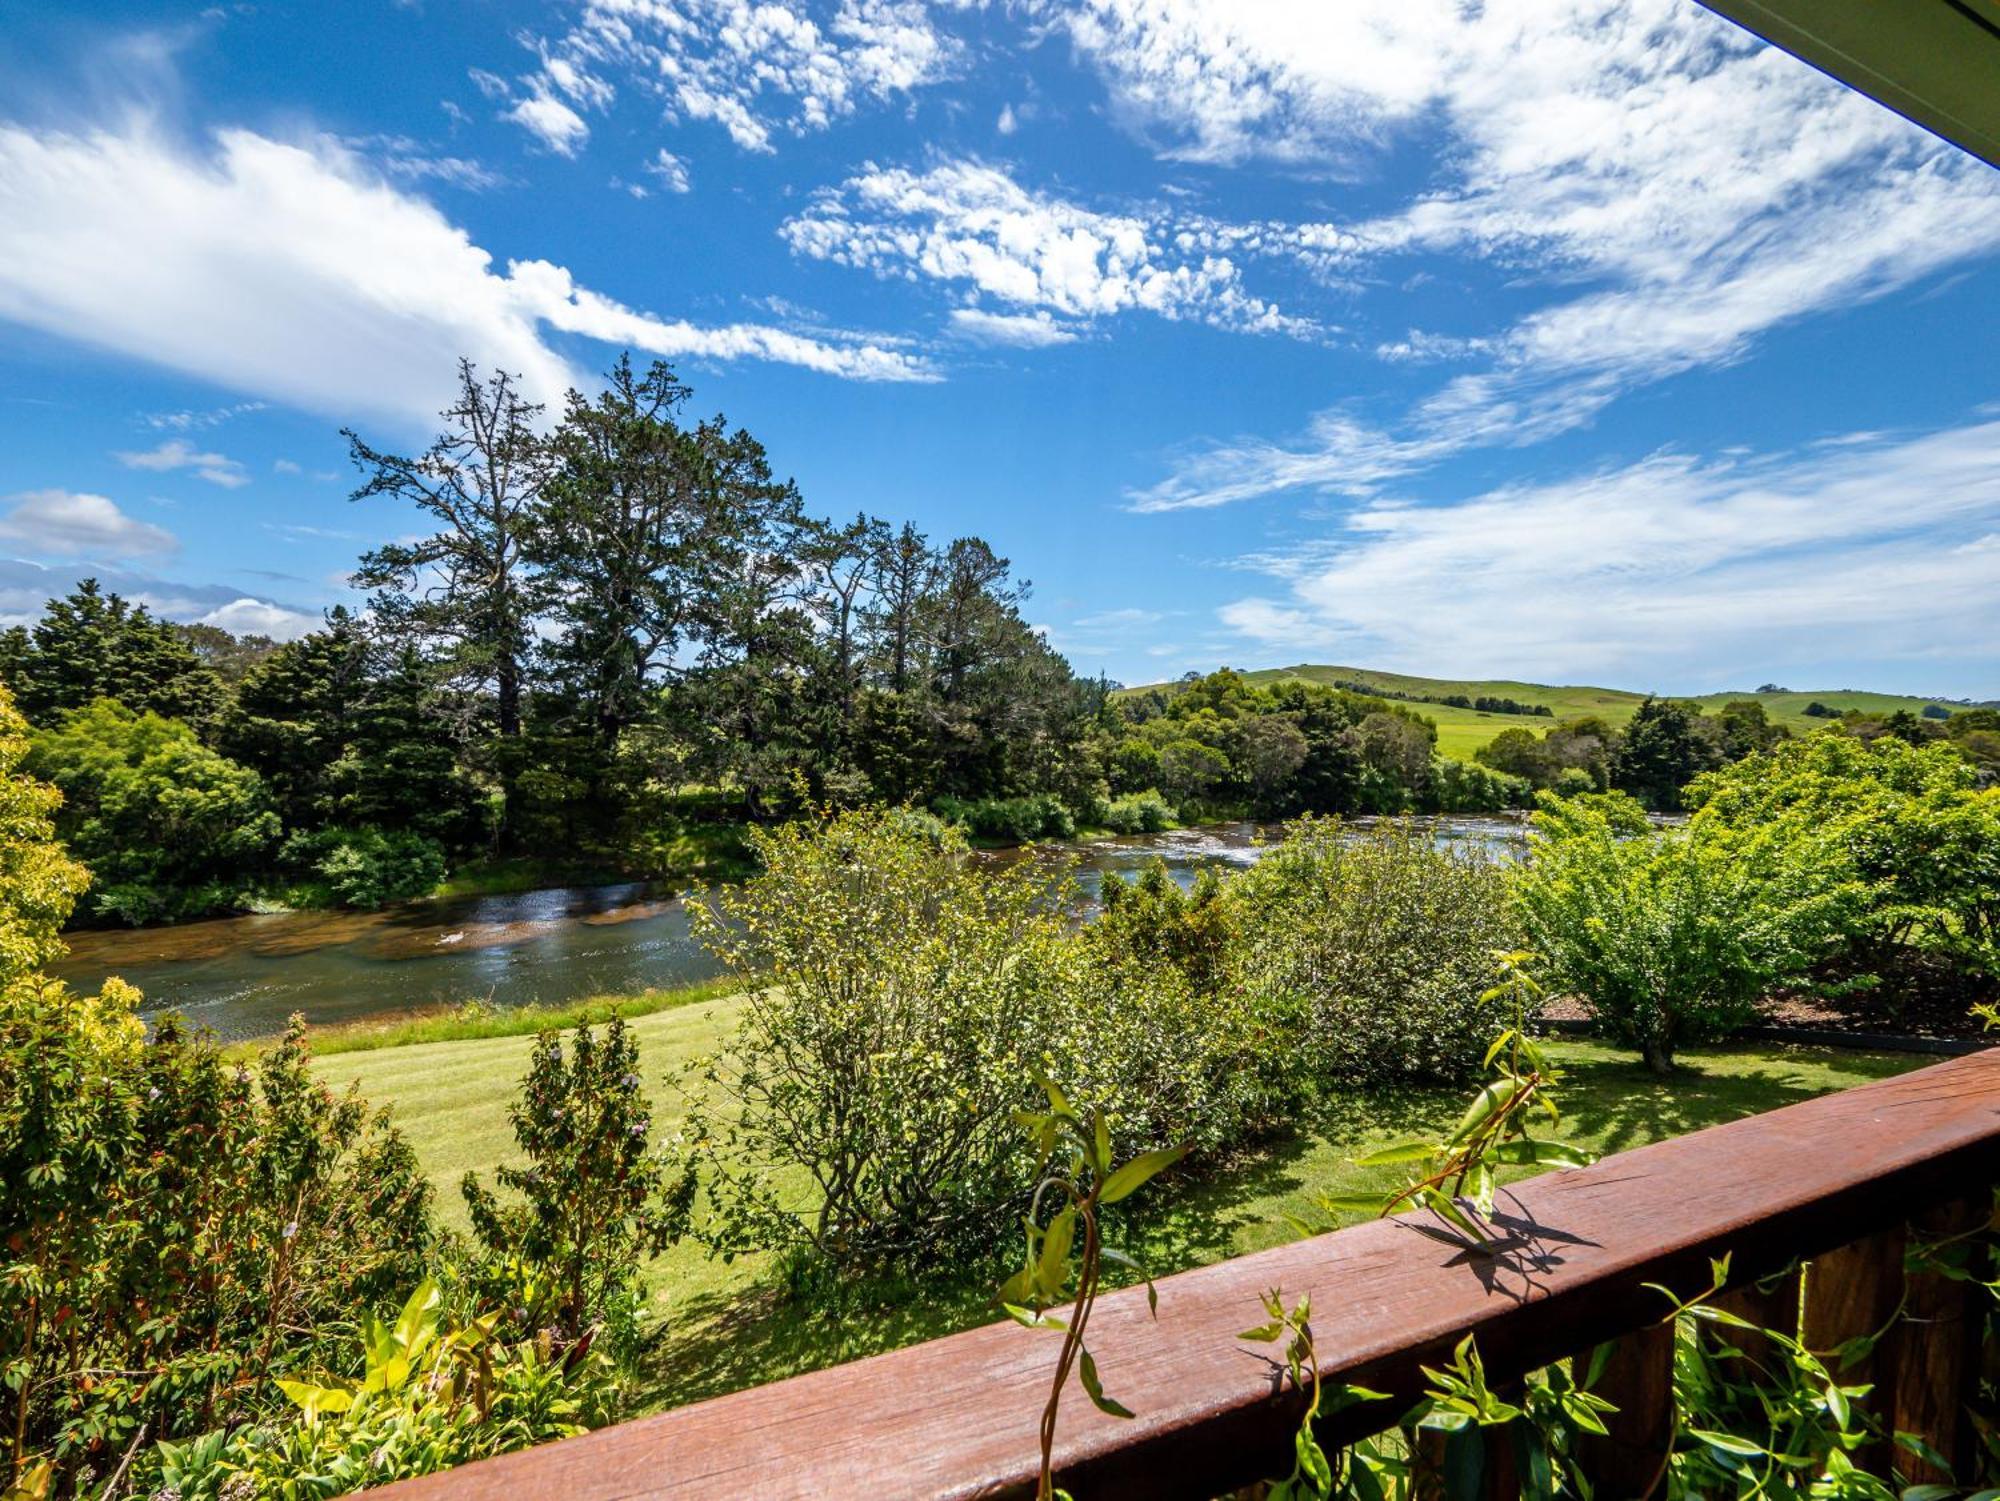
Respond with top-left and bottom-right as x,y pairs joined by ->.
52,816 -> 1531,1040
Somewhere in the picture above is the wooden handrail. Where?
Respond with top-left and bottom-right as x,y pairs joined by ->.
379,1048 -> 2000,1500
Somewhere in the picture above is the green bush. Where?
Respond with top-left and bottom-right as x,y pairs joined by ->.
931,792 -> 1076,843
460,1016 -> 682,1352
282,826 -> 447,909
1100,789 -> 1175,834
1687,731 -> 2000,977
676,807 -> 1072,1268
1230,817 -> 1514,1091
131,1280 -> 613,1501
25,697 -> 279,923
1426,756 -> 1532,813
1511,791 -> 1864,1073
2,991 -> 434,1487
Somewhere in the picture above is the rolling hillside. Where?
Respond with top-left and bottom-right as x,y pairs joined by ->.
1131,663 -> 1989,762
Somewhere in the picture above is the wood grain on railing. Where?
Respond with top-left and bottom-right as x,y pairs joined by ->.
376,1048 -> 2000,1501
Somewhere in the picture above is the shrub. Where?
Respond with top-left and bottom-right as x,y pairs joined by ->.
1057,864 -> 1265,1154
282,825 -> 447,908
2,991 -> 433,1487
931,792 -> 1076,843
1511,791 -> 1864,1073
1100,789 -> 1174,834
1687,731 -> 2000,977
131,1280 -> 613,1501
24,697 -> 279,923
675,807 -> 1071,1268
460,1016 -> 682,1350
1230,817 -> 1514,1091
1427,756 -> 1531,813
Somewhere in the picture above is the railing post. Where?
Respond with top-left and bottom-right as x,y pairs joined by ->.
1576,1321 -> 1675,1499
1885,1197 -> 1988,1484
1803,1226 -> 1905,1475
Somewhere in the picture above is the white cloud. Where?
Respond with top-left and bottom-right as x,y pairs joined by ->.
196,596 -> 319,639
273,458 -> 303,475
645,149 -> 691,193
783,159 -> 1313,337
144,401 -> 265,431
499,0 -> 965,156
1049,0 -> 2000,508
1217,418 -> 2000,684
506,93 -> 590,156
115,437 -> 249,488
948,306 -> 1079,347
0,489 -> 178,559
0,121 -> 932,427
507,259 -> 935,381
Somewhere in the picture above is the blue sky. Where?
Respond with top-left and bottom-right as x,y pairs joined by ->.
1,0 -> 1997,697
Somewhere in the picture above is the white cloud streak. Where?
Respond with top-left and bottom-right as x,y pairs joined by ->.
1217,418 -> 2000,685
115,437 -> 249,488
0,120 -> 934,428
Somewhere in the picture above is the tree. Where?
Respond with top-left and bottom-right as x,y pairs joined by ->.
863,522 -> 939,694
217,610 -> 372,830
347,362 -> 547,746
0,685 -> 87,985
2,581 -> 224,727
1512,792 -> 1860,1073
1611,698 -> 1718,810
26,700 -> 279,923
171,622 -> 280,685
1236,714 -> 1308,816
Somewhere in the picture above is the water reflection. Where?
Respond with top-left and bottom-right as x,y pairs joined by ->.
53,816 -> 1530,1040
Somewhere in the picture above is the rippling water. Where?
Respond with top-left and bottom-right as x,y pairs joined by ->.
53,815 -> 1531,1040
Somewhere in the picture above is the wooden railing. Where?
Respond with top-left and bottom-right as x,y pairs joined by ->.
379,1049 -> 2000,1500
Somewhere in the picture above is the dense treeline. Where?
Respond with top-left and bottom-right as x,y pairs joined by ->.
0,358 -> 1105,921
1,355 -> 1995,924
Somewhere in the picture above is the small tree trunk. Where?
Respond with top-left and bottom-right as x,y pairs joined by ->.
1642,1039 -> 1674,1076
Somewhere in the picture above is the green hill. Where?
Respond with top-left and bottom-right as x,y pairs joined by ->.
1127,663 -> 1988,762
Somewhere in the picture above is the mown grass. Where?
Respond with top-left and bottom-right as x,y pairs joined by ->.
313,995 -> 1929,1418
278,978 -> 744,1058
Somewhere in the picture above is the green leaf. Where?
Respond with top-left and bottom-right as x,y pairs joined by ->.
1099,1144 -> 1189,1205
1078,1348 -> 1134,1420
1035,1206 -> 1076,1296
1352,1140 -> 1437,1168
1448,1077 -> 1524,1147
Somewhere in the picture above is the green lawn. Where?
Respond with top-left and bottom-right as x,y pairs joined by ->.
315,996 -> 1927,1417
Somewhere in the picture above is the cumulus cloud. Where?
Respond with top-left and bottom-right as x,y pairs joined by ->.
0,489 -> 178,559
783,159 -> 1314,337
645,149 -> 691,193
115,437 -> 249,488
196,596 -> 320,639
497,0 -> 966,156
1216,417 -> 2000,684
1046,0 -> 2000,509
0,120 -> 930,429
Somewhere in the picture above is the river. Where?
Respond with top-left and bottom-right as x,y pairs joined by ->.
52,816 -> 1532,1040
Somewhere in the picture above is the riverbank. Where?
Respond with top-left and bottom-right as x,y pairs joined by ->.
312,1002 -> 1924,1417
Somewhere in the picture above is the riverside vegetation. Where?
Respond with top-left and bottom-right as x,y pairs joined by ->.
4,354 -> 1995,929
4,629 -> 1999,1493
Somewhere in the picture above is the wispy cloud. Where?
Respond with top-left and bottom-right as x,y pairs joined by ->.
784,158 -> 1316,338
116,436 -> 249,488
1215,417 -> 2000,685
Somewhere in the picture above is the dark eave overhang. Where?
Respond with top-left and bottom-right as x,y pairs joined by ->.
1698,0 -> 2000,169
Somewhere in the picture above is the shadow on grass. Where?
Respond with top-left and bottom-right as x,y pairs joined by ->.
1556,1050 -> 1899,1155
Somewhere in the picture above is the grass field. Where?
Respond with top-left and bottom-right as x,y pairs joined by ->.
314,995 -> 1927,1416
1134,663 -> 1985,764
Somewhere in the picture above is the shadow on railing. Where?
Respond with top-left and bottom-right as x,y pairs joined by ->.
375,1049 -> 2000,1500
